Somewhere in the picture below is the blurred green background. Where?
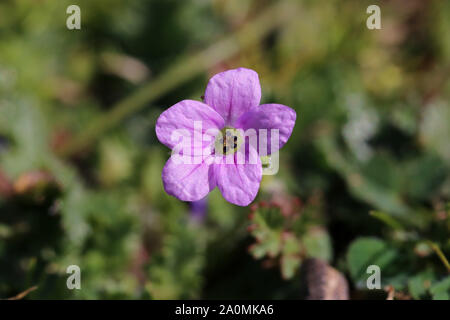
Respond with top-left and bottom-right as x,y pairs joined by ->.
0,0 -> 449,299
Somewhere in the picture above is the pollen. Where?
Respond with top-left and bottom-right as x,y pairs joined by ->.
215,127 -> 243,156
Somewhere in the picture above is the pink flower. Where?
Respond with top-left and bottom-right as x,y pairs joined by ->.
156,68 -> 296,206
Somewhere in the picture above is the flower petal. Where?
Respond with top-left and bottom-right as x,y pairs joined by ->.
235,104 -> 296,155
213,146 -> 262,206
156,100 -> 225,151
204,68 -> 261,126
162,155 -> 215,202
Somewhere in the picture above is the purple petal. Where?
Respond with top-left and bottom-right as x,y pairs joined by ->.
190,197 -> 208,223
162,156 -> 215,202
156,100 -> 225,151
235,104 -> 296,155
204,68 -> 261,126
213,146 -> 262,206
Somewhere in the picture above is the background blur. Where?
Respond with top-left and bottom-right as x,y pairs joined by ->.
0,0 -> 449,299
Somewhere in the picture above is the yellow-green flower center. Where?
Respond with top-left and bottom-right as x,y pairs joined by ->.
214,127 -> 243,156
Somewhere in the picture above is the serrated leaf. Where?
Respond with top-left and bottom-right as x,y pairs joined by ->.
282,233 -> 301,255
408,270 -> 435,299
302,227 -> 332,262
249,233 -> 281,259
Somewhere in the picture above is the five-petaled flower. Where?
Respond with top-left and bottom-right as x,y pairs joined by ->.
156,68 -> 296,206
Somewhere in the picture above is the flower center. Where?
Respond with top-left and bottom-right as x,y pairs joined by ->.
214,127 -> 243,156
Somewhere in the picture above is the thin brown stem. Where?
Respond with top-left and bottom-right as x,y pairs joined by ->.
427,241 -> 450,273
6,285 -> 38,300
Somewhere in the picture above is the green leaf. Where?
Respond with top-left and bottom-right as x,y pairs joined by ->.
280,255 -> 301,280
301,227 -> 332,262
347,237 -> 398,287
279,233 -> 302,279
248,207 -> 285,259
420,101 -> 450,162
430,277 -> 450,300
408,270 -> 435,299
249,232 -> 281,259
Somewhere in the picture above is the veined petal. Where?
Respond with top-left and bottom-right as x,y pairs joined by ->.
156,100 -> 225,151
213,146 -> 262,206
204,68 -> 261,126
235,104 -> 296,155
162,155 -> 215,202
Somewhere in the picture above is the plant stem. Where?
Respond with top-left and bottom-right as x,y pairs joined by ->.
427,241 -> 450,273
6,285 -> 38,300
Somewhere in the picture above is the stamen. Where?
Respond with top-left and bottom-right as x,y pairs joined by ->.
214,127 -> 243,156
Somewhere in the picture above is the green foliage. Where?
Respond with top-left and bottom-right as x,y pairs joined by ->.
408,270 -> 435,300
430,277 -> 450,300
147,226 -> 205,299
347,237 -> 398,288
248,199 -> 332,280
0,0 -> 449,300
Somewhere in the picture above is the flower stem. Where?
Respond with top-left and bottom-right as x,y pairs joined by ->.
427,241 -> 450,273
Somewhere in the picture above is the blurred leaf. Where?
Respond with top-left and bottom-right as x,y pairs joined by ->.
301,227 -> 332,262
347,237 -> 398,287
420,101 -> 450,162
147,226 -> 204,299
430,277 -> 450,300
98,137 -> 135,186
408,270 -> 435,299
280,254 -> 301,280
